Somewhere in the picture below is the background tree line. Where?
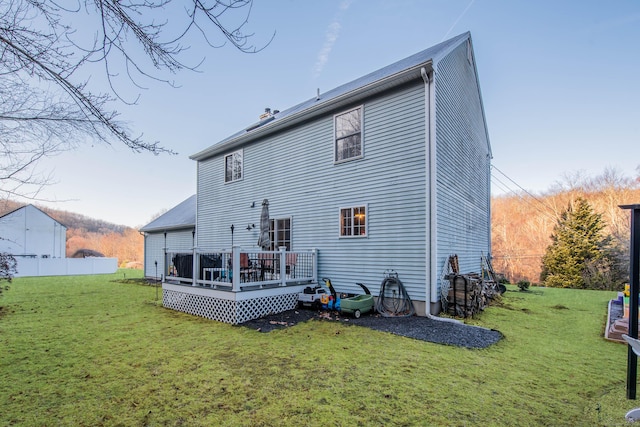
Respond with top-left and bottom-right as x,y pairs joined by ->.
3,166 -> 638,281
491,167 -> 640,287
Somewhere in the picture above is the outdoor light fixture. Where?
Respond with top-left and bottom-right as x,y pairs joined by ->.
250,201 -> 255,208
246,224 -> 255,231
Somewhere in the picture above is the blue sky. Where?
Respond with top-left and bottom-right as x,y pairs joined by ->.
32,0 -> 640,227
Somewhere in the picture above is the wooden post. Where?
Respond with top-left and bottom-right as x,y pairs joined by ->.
621,204 -> 640,399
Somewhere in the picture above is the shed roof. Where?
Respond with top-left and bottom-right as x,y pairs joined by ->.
191,32 -> 472,161
140,195 -> 196,233
0,204 -> 67,229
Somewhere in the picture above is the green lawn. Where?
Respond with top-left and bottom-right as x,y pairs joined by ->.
0,270 -> 634,426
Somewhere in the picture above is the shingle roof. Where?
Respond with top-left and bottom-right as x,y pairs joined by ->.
139,195 -> 196,233
190,32 -> 471,161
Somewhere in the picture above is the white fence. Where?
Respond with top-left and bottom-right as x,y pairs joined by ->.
13,257 -> 118,277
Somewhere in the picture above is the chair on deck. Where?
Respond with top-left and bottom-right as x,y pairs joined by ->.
285,253 -> 297,278
240,253 -> 257,282
259,252 -> 275,280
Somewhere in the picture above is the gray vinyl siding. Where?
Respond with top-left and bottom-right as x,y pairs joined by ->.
144,229 -> 194,278
144,233 -> 165,278
193,34 -> 492,308
197,82 -> 429,300
434,42 -> 491,292
166,229 -> 195,251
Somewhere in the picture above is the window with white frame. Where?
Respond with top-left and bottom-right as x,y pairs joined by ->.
334,106 -> 363,162
268,218 -> 291,250
340,206 -> 367,237
224,150 -> 243,183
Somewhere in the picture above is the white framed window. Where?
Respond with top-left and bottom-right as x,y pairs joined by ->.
224,150 -> 243,183
268,217 -> 291,250
334,106 -> 363,163
339,205 -> 367,237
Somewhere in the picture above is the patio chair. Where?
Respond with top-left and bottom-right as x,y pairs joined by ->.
240,253 -> 257,282
259,252 -> 275,280
285,252 -> 297,278
623,334 -> 640,422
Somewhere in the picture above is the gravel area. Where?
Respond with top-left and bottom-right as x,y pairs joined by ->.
240,309 -> 503,349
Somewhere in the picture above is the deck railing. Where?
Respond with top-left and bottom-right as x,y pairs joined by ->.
164,247 -> 317,291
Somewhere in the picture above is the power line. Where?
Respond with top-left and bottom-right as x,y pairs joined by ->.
491,173 -> 557,223
491,165 -> 558,217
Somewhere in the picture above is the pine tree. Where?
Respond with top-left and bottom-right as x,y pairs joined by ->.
540,198 -> 625,289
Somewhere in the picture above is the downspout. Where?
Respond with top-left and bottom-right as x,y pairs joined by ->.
421,66 -> 461,324
139,231 -> 147,277
487,154 -> 492,258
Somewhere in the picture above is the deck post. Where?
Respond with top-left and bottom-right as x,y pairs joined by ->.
279,246 -> 287,286
191,247 -> 198,286
312,248 -> 318,283
231,246 -> 241,292
621,204 -> 640,400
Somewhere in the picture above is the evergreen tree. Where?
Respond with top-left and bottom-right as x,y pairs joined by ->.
540,198 -> 625,289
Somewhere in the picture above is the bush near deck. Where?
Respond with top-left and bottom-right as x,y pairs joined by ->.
0,270 -> 631,426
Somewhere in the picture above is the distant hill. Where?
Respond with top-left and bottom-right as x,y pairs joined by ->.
0,200 -> 131,234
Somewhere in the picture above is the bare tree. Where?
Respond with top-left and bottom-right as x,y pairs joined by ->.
0,252 -> 17,282
0,0 -> 270,199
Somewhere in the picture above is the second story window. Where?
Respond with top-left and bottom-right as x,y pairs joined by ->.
224,150 -> 243,183
334,106 -> 363,163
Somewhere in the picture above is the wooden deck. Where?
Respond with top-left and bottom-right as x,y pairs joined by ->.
162,247 -> 317,324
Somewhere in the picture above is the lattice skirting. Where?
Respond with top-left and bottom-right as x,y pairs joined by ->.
162,288 -> 299,324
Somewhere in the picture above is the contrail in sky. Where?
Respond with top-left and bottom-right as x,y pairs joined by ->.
313,0 -> 353,78
442,0 -> 475,41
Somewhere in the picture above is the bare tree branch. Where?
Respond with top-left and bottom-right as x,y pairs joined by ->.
0,0 -> 270,199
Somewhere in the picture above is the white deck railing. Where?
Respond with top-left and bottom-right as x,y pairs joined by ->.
164,246 -> 317,291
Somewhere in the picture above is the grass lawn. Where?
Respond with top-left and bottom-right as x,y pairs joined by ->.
0,270 -> 634,426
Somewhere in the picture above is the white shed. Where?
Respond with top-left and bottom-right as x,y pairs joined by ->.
0,204 -> 67,258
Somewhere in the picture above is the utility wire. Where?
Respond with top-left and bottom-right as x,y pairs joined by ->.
490,165 -> 612,263
491,173 -> 557,222
492,165 -> 558,217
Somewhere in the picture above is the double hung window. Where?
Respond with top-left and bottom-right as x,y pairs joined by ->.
268,218 -> 291,250
334,106 -> 363,162
224,150 -> 243,183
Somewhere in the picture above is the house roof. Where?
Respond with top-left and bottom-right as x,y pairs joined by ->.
191,32 -> 472,161
139,195 -> 196,233
0,204 -> 67,228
